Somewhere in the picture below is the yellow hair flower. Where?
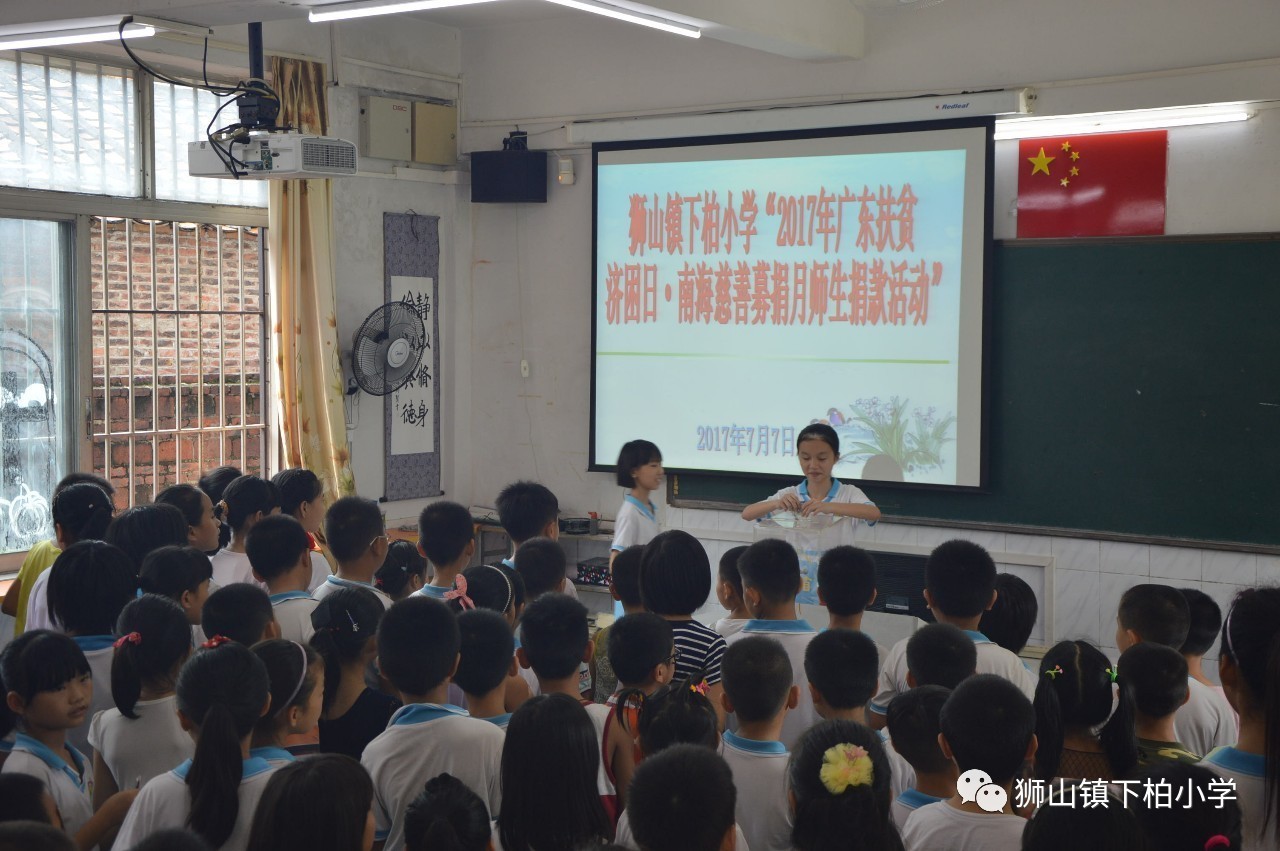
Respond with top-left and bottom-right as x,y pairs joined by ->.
819,743 -> 874,795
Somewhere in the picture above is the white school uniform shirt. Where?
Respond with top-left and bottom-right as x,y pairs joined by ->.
892,789 -> 944,833
270,591 -> 320,644
612,809 -> 751,851
763,479 -> 879,546
362,703 -> 505,851
1200,746 -> 1278,850
71,636 -> 117,759
1,734 -> 94,838
725,620 -> 819,750
720,731 -> 792,851
478,713 -> 512,730
88,695 -> 194,791
249,745 -> 297,769
115,755 -> 278,851
869,629 -> 1036,718
900,800 -> 1026,851
23,568 -> 56,632
308,549 -> 332,592
210,549 -> 255,587
715,617 -> 750,638
611,495 -> 660,551
584,701 -> 618,798
1174,677 -> 1238,757
312,575 -> 393,609
413,583 -> 451,600
880,729 -> 917,799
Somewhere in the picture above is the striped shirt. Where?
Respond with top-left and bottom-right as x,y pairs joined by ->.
670,620 -> 727,686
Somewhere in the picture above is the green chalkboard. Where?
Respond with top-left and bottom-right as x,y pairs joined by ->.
669,237 -> 1280,550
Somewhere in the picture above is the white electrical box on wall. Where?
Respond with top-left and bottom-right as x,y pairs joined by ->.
361,95 -> 412,161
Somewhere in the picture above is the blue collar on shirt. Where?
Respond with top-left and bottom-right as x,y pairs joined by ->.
269,591 -> 313,604
742,619 -> 815,634
897,789 -> 944,809
1203,747 -> 1266,777
480,713 -> 512,728
72,635 -> 115,652
14,733 -> 87,791
249,746 -> 296,764
623,494 -> 657,522
798,479 -> 840,502
415,584 -> 450,599
962,630 -> 993,645
389,703 -> 471,727
722,730 -> 787,755
172,756 -> 274,781
500,557 -> 515,569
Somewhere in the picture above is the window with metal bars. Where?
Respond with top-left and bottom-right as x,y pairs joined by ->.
89,217 -> 267,508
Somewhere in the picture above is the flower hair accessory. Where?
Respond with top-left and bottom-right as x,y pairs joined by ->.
113,632 -> 142,649
690,680 -> 709,697
820,743 -> 874,795
1045,665 -> 1064,680
444,575 -> 474,610
1105,666 -> 1119,683
201,635 -> 232,649
1204,836 -> 1231,850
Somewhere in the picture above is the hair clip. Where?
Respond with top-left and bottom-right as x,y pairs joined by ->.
820,743 -> 874,794
1105,666 -> 1119,683
201,635 -> 232,649
113,632 -> 142,649
346,610 -> 360,633
1204,836 -> 1231,850
690,680 -> 709,697
1045,665 -> 1064,680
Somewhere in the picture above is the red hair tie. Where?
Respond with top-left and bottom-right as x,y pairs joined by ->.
444,575 -> 474,610
1204,836 -> 1231,850
201,635 -> 232,649
113,632 -> 142,649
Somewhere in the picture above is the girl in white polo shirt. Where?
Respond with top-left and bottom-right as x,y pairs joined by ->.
611,440 -> 664,562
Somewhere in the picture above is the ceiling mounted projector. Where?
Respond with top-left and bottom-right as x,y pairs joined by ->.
189,131 -> 358,180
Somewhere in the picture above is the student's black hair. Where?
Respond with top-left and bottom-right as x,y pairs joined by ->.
612,544 -> 645,608
615,439 -> 663,488
512,537 -> 566,599
737,537 -> 802,605
377,596 -> 460,696
518,593 -> 588,680
454,609 -> 515,698
323,496 -> 384,564
1178,587 -> 1222,657
1118,583 -> 1191,649
105,503 -> 190,571
494,481 -> 559,545
885,686 -> 953,775
376,540 -> 429,599
630,744 -> 735,851
979,572 -> 1038,654
639,530 -> 711,616
309,587 -> 385,713
112,594 -> 191,718
0,772 -> 54,824
905,623 -> 978,689
138,545 -> 213,600
1022,783 -> 1149,851
198,465 -> 241,550
817,545 -> 877,617
219,475 -> 280,533
55,471 -> 115,498
447,564 -> 515,616
1129,763 -> 1243,851
942,674 -> 1036,785
1033,640 -> 1137,781
201,583 -> 274,647
417,501 -> 475,568
156,483 -> 208,530
1219,586 -> 1280,826
496,562 -> 525,609
270,468 -> 324,517
804,628 -> 880,710
46,540 -> 136,635
924,539 -> 997,619
245,752 -> 373,849
0,630 -> 90,738
617,671 -> 719,755
176,639 -> 271,848
722,635 -> 793,723
50,482 -> 114,544
0,822 -> 76,851
789,719 -> 901,851
796,422 -> 840,456
251,639 -> 320,736
1118,642 -> 1189,719
498,694 -> 610,851
404,773 -> 491,851
717,545 -> 747,597
245,514 -> 312,583
608,613 -> 674,686
126,829 -> 212,851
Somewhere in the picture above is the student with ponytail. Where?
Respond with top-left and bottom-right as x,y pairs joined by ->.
210,475 -> 281,588
156,484 -> 224,555
374,540 -> 429,602
198,465 -> 242,553
272,468 -> 333,592
403,773 -> 491,851
249,640 -> 324,764
245,754 -> 374,851
139,546 -> 214,628
788,720 -> 902,851
19,481 -> 115,635
89,594 -> 194,809
114,637 -> 275,851
1033,639 -> 1138,781
1200,586 -> 1280,848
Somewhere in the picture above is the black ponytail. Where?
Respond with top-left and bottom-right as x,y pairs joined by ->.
105,504 -> 190,573
788,719 -> 902,851
617,669 -> 718,755
1035,640 -> 1137,781
111,595 -> 192,719
156,484 -> 207,529
1099,668 -> 1139,778
308,587 -> 385,713
51,482 -> 113,544
375,540 -> 428,599
404,773 -> 491,851
271,469 -> 323,518
251,640 -> 320,737
177,640 -> 270,848
220,475 -> 280,533
1220,587 -> 1280,827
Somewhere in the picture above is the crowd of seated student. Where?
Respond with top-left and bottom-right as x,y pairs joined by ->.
1,470 -> 1278,851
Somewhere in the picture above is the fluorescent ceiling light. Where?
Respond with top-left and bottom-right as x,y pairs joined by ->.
994,104 -> 1254,140
539,0 -> 701,37
0,16 -> 211,52
308,0 -> 503,23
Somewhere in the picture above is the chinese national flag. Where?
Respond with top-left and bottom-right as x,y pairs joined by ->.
1016,130 -> 1168,238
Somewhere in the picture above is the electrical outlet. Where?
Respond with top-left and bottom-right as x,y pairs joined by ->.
520,359 -> 530,378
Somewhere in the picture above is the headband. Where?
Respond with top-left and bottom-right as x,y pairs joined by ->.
1205,836 -> 1231,850
1223,605 -> 1237,659
282,641 -> 310,710
487,564 -> 514,613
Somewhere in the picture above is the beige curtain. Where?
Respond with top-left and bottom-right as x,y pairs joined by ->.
267,57 -> 355,501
